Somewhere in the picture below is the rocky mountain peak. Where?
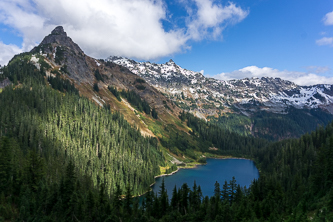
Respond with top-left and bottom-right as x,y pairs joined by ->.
167,59 -> 175,64
30,26 -> 91,82
36,26 -> 84,55
51,26 -> 67,36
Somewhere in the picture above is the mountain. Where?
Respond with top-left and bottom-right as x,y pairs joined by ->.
2,26 -> 234,170
108,56 -> 333,116
0,26 -> 176,198
27,26 -> 189,139
1,26 -> 333,221
108,56 -> 333,139
2,26 -> 331,141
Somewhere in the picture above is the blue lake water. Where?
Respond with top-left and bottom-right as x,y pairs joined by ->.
150,158 -> 259,198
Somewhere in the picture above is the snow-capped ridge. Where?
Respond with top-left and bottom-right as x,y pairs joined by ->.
107,56 -> 333,115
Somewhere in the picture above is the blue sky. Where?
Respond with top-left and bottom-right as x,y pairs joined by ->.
0,0 -> 333,85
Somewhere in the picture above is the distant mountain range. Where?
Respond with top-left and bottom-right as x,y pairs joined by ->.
108,56 -> 333,118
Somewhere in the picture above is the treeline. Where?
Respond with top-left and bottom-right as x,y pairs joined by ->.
207,113 -> 252,136
108,86 -> 158,119
211,108 -> 333,140
2,53 -> 47,84
178,111 -> 268,157
121,89 -> 150,115
48,75 -> 79,94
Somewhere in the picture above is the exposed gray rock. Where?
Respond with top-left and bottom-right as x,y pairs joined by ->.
108,56 -> 333,116
0,78 -> 11,89
31,26 -> 92,83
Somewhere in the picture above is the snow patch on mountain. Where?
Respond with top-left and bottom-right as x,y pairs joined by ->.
107,56 -> 333,115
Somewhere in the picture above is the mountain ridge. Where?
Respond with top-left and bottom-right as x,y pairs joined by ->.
108,56 -> 333,117
2,26 -> 333,142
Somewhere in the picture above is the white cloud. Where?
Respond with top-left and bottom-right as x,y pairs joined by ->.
187,0 -> 249,40
0,0 -> 248,65
323,11 -> 333,26
316,11 -> 333,48
214,66 -> 333,86
0,41 -> 22,65
316,37 -> 333,46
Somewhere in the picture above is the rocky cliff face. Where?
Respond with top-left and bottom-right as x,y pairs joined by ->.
31,26 -> 93,82
108,56 -> 333,117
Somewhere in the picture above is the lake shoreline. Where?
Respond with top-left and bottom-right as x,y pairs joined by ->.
151,156 -> 254,183
136,167 -> 190,197
136,158 -> 259,198
153,155 -> 254,181
150,158 -> 259,198
154,167 -> 181,179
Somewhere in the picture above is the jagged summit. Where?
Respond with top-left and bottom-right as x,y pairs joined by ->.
30,26 -> 90,81
36,26 -> 84,56
51,26 -> 67,36
167,59 -> 175,64
107,56 -> 201,79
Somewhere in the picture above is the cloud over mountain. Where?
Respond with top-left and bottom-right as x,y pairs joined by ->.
0,41 -> 22,65
0,0 -> 248,65
214,66 -> 333,86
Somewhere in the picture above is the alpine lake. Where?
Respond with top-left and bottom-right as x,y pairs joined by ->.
140,158 -> 259,200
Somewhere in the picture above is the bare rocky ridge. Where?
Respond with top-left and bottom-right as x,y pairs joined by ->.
108,56 -> 333,117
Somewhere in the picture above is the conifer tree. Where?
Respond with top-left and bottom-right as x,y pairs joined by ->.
124,182 -> 133,215
113,183 -> 123,218
171,185 -> 178,211
214,181 -> 221,202
158,178 -> 169,216
0,137 -> 12,192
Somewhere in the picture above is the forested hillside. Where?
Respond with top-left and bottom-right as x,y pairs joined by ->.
208,108 -> 333,140
0,54 -> 164,199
